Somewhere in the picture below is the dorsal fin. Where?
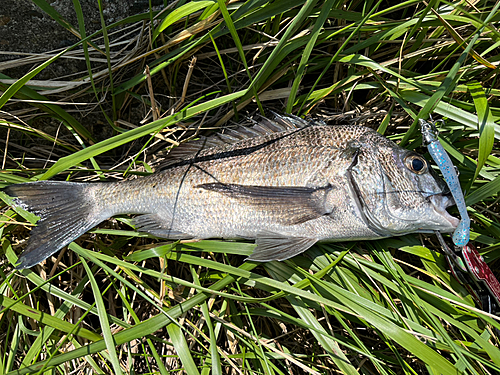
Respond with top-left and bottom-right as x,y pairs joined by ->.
158,114 -> 315,170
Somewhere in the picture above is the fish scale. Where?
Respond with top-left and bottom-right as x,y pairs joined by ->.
4,114 -> 459,269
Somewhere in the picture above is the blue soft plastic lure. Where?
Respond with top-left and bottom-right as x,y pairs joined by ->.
419,118 -> 470,247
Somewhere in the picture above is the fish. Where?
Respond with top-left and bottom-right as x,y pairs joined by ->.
3,114 -> 459,269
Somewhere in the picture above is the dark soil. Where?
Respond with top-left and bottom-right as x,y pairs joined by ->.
0,0 -> 169,171
0,0 -> 149,70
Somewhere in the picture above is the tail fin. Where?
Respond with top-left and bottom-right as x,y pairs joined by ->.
4,181 -> 105,269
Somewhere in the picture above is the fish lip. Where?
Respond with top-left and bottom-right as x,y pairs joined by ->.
429,194 -> 460,229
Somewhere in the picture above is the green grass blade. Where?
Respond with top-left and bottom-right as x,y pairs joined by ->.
166,324 -> 201,375
247,0 -> 320,94
193,270 -> 222,375
287,295 -> 359,374
467,81 -> 496,184
8,259 -> 260,374
286,0 -> 335,113
0,73 -> 95,142
31,0 -> 80,37
404,0 -> 500,144
217,0 -> 265,113
0,49 -> 69,110
466,175 -> 500,206
40,90 -> 246,179
80,258 -> 123,375
153,1 -> 216,41
0,295 -> 101,342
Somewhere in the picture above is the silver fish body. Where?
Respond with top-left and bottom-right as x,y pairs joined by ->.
4,115 -> 458,268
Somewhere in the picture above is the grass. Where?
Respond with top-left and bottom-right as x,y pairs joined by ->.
0,0 -> 500,374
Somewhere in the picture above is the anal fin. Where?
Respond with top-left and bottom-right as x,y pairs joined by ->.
247,236 -> 317,262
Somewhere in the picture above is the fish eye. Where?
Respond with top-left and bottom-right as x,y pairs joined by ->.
404,154 -> 427,174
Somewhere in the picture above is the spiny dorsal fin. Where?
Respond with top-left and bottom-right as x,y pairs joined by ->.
159,114 -> 315,170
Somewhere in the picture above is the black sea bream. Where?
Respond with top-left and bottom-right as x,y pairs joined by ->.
4,115 -> 458,268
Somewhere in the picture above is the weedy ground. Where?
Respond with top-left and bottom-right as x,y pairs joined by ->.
0,0 -> 500,374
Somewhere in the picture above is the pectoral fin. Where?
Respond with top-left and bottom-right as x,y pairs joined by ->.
248,236 -> 317,262
196,183 -> 333,225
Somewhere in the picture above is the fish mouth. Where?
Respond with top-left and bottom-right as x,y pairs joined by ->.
429,194 -> 460,229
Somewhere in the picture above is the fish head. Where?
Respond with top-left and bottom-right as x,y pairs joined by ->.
349,131 -> 459,236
